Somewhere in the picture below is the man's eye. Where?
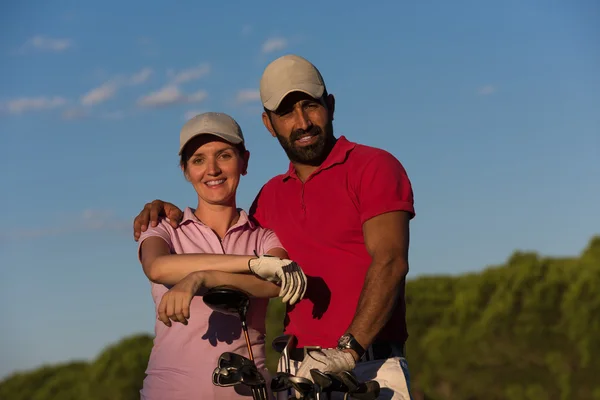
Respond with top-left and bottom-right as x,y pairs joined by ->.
193,158 -> 204,164
219,153 -> 232,159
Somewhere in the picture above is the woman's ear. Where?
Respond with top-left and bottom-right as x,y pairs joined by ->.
180,164 -> 190,181
241,150 -> 250,176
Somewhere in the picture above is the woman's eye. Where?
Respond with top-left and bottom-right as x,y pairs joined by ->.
193,158 -> 204,164
219,153 -> 232,160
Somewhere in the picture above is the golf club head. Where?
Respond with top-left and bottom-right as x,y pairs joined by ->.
218,352 -> 254,370
238,364 -> 267,386
350,380 -> 381,400
334,370 -> 360,392
271,334 -> 295,353
203,286 -> 250,318
310,369 -> 333,390
270,372 -> 294,392
315,371 -> 349,393
288,376 -> 315,398
212,366 -> 242,387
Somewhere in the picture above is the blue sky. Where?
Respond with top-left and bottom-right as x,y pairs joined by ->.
1,0 -> 599,380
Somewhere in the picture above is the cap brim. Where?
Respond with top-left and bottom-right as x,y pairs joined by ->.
263,83 -> 324,112
178,131 -> 244,155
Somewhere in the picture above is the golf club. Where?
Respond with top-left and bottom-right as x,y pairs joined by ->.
288,376 -> 315,400
270,371 -> 294,394
272,334 -> 297,398
310,369 -> 332,400
212,364 -> 268,400
203,286 -> 254,361
204,286 -> 270,399
218,351 -> 254,370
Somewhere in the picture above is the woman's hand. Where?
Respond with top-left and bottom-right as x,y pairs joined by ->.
157,271 -> 204,327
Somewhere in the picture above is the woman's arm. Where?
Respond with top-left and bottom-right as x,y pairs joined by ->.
199,247 -> 288,298
139,236 -> 288,286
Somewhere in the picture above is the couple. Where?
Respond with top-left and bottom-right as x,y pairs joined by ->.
134,54 -> 416,400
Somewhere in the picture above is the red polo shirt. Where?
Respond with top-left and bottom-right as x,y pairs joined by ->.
249,136 -> 415,349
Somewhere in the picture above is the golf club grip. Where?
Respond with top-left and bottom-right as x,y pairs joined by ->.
349,381 -> 380,400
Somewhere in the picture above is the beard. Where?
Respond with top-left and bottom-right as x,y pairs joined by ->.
274,120 -> 335,166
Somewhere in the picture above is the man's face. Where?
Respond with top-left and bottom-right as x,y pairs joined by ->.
262,92 -> 335,166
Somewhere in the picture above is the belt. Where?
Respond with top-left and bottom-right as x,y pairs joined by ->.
288,341 -> 405,363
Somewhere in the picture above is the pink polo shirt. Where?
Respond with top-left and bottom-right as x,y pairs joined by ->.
137,207 -> 284,400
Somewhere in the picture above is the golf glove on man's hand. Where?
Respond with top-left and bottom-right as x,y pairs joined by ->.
295,348 -> 356,382
248,255 -> 307,305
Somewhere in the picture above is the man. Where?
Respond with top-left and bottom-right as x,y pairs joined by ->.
134,54 -> 415,399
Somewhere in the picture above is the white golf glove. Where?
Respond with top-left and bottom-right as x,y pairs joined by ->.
248,254 -> 307,305
295,348 -> 356,383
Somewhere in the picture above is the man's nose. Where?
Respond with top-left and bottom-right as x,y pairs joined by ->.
293,107 -> 313,131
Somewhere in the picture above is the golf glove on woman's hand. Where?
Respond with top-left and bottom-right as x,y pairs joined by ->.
248,254 -> 307,305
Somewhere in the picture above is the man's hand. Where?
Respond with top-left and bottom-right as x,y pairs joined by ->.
157,271 -> 204,327
133,200 -> 184,241
295,348 -> 356,383
248,255 -> 307,305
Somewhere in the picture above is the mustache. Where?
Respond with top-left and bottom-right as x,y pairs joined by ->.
289,125 -> 322,142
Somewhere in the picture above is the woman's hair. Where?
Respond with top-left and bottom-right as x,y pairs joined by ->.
180,141 -> 247,171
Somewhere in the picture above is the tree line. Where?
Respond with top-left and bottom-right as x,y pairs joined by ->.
2,236 -> 599,400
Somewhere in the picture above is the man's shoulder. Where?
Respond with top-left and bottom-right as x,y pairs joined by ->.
259,172 -> 288,193
346,140 -> 404,167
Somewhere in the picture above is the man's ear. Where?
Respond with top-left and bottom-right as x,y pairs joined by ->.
262,111 -> 277,138
241,150 -> 250,176
326,94 -> 335,121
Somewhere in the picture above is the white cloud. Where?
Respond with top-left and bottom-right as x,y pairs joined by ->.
137,85 -> 208,108
236,89 -> 261,104
129,67 -> 153,85
137,85 -> 182,107
4,96 -> 66,114
262,37 -> 287,54
81,81 -> 118,106
77,68 -> 152,109
477,85 -> 496,95
168,64 -> 210,85
1,209 -> 129,241
24,35 -> 72,52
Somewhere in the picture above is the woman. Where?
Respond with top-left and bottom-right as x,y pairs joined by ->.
136,112 -> 307,400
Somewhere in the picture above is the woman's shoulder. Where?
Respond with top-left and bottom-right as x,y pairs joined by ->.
138,207 -> 196,242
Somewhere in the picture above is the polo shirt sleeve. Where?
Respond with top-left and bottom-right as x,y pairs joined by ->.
258,228 -> 286,256
137,219 -> 174,262
249,185 -> 269,229
354,151 -> 415,225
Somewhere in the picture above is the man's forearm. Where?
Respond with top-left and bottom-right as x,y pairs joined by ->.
346,257 -> 408,350
199,270 -> 281,298
148,254 -> 254,286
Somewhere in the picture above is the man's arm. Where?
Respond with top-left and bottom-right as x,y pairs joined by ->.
343,210 -> 410,359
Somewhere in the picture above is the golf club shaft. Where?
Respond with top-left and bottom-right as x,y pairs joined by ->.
240,320 -> 255,361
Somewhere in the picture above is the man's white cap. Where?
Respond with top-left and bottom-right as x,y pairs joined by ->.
260,54 -> 326,112
179,112 -> 244,155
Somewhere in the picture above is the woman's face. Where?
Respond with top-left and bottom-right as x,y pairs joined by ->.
182,135 -> 249,207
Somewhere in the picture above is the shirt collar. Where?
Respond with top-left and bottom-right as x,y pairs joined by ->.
180,207 -> 255,230
282,135 -> 356,181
